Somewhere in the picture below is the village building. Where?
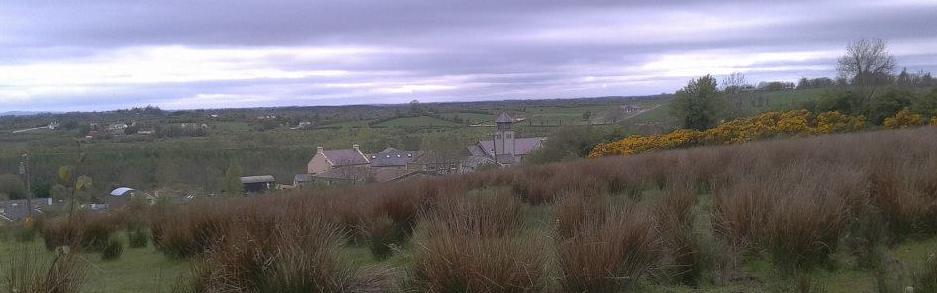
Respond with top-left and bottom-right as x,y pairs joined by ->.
0,198 -> 53,224
307,145 -> 370,175
295,112 -> 546,187
465,112 -> 546,168
621,104 -> 642,113
368,147 -> 423,170
298,146 -> 439,187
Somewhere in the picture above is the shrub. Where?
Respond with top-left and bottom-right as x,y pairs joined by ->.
101,237 -> 124,261
883,108 -> 924,129
589,110 -> 866,158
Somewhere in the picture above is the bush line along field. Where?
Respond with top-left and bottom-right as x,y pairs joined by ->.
7,126 -> 937,292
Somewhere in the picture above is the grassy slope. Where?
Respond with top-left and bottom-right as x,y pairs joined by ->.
0,234 -> 189,293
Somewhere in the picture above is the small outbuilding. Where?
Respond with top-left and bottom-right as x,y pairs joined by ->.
240,175 -> 276,193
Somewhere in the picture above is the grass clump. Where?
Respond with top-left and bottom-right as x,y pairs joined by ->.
410,188 -> 546,292
556,202 -> 660,292
100,236 -> 124,261
127,227 -> 149,248
3,245 -> 86,293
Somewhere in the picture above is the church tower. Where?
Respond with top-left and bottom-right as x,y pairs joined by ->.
493,112 -> 516,162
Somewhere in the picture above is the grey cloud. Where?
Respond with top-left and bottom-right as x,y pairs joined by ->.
2,0 -> 936,111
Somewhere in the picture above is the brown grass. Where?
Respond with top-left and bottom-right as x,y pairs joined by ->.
557,202 -> 661,292
51,126 -> 936,291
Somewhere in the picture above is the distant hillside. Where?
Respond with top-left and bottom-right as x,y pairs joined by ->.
0,111 -> 47,117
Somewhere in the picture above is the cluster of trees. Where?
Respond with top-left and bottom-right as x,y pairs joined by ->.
671,39 -> 936,131
796,77 -> 836,89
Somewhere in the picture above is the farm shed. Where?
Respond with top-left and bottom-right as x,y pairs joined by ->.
240,175 -> 276,193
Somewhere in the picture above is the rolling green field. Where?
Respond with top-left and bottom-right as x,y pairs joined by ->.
0,89 -> 834,198
0,98 -> 677,197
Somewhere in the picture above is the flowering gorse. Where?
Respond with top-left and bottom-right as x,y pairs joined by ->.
589,110 -> 867,158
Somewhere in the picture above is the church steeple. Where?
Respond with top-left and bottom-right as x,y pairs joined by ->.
493,112 -> 516,162
495,112 -> 513,130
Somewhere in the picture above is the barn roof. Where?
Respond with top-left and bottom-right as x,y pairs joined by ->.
240,175 -> 276,184
109,187 -> 136,196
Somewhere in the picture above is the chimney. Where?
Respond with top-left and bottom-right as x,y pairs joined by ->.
353,144 -> 360,152
316,146 -> 324,154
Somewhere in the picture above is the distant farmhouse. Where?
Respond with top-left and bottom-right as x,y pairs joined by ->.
298,145 -> 435,186
294,112 -> 546,187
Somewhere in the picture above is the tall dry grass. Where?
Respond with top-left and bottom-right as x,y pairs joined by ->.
3,246 -> 86,293
556,200 -> 661,292
118,126 -> 937,290
410,188 -> 546,292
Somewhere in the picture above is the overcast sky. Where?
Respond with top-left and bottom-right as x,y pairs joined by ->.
2,0 -> 936,112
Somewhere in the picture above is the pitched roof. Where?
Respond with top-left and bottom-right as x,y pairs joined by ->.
240,175 -> 276,184
372,168 -> 423,183
322,149 -> 369,166
368,148 -> 422,167
477,137 -> 547,157
466,144 -> 487,157
495,112 -> 513,123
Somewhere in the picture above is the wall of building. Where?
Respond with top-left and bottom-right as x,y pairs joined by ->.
307,153 -> 332,174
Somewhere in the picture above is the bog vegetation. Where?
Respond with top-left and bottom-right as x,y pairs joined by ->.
6,126 -> 937,292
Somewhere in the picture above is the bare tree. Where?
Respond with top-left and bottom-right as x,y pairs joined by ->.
722,72 -> 748,117
837,39 -> 896,97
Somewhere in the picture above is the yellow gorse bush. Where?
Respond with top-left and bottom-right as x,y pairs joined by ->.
883,108 -> 924,129
589,110 -> 867,158
931,116 -> 937,126
815,111 -> 865,134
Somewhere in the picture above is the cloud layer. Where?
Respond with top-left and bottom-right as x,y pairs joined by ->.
2,0 -> 936,111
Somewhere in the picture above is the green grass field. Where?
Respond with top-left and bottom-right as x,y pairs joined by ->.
0,234 -> 189,293
373,115 -> 462,127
